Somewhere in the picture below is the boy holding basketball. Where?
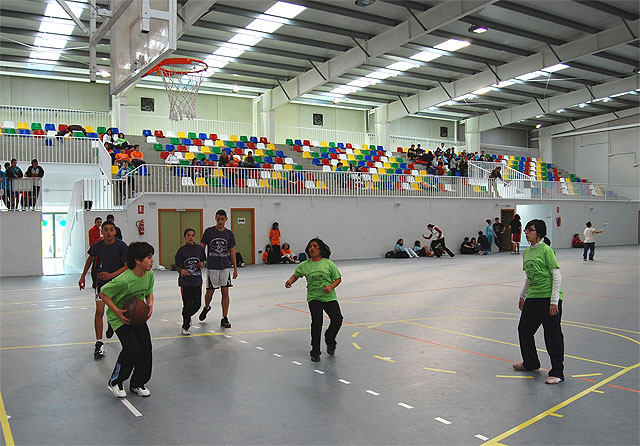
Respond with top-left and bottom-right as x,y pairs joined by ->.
100,242 -> 155,398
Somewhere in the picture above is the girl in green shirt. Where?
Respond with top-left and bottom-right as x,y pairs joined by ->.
285,238 -> 342,362
513,219 -> 564,384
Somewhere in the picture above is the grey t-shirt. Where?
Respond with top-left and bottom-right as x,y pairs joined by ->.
201,227 -> 236,270
175,243 -> 206,287
87,239 -> 127,287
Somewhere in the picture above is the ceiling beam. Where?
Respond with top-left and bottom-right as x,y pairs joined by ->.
176,1 -> 218,39
382,19 -> 640,122
293,0 -> 399,26
496,1 -> 601,34
575,1 -> 639,21
543,106 -> 640,136
261,0 -> 499,110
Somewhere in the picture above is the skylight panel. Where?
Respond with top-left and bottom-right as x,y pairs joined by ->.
386,61 -> 419,72
213,44 -> 245,58
39,18 -> 75,35
229,32 -> 263,47
246,15 -> 286,33
347,78 -> 379,88
27,62 -> 55,71
204,55 -> 231,69
29,49 -> 61,61
542,63 -> 569,73
44,1 -> 83,20
34,34 -> 68,49
454,94 -> 475,101
436,100 -> 454,107
434,39 -> 470,52
264,1 -> 306,19
493,80 -> 515,88
331,86 -> 359,95
516,71 -> 544,81
472,86 -> 495,95
410,51 -> 442,62
366,69 -> 397,80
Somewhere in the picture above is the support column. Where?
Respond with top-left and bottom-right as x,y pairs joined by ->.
538,127 -> 553,163
251,97 -> 260,137
257,92 -> 275,142
112,94 -> 128,134
464,117 -> 480,153
373,105 -> 391,150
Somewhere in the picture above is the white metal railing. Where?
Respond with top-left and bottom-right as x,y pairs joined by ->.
76,165 -> 636,203
127,114 -> 253,138
275,125 -> 375,147
0,134 -> 102,164
0,105 -> 111,131
0,177 -> 42,211
469,161 -> 533,182
479,143 -> 540,158
390,135 -> 466,152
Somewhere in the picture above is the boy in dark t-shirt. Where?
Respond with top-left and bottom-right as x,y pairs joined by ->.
175,228 -> 206,335
199,209 -> 238,328
79,221 -> 127,359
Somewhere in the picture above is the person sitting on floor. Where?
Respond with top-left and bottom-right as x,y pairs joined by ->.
262,244 -> 272,264
394,239 -> 418,258
460,237 -> 477,254
281,242 -> 296,264
413,240 -> 434,257
571,233 -> 584,248
477,231 -> 490,255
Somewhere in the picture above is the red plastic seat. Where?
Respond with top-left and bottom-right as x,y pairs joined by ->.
366,161 -> 374,167
346,143 -> 352,149
234,148 -> 243,155
274,157 -> 284,164
209,133 -> 218,141
193,138 -> 203,146
303,140 -> 311,146
259,137 -> 268,144
33,129 -> 45,136
293,145 -> 302,152
373,156 -> 380,162
177,145 -> 187,152
261,163 -> 272,169
329,153 -> 338,159
403,169 -> 411,174
247,142 -> 256,149
234,178 -> 246,188
160,152 -> 169,159
58,124 -> 68,132
154,130 -> 164,138
396,147 -> 404,152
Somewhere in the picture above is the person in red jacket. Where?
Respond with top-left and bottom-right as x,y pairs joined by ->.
88,217 -> 103,289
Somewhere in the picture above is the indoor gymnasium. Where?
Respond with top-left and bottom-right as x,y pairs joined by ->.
0,1 -> 638,445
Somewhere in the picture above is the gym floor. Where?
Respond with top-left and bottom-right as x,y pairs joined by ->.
1,245 -> 638,445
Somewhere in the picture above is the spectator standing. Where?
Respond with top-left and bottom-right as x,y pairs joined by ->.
582,221 -> 603,261
268,222 -> 282,264
489,166 -> 502,198
0,163 -> 7,209
485,219 -> 496,254
5,159 -> 23,209
422,224 -> 455,258
24,158 -> 44,209
493,217 -> 505,252
509,214 -> 522,254
88,216 -> 103,289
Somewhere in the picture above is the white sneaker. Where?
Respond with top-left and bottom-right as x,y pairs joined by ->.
130,385 -> 151,397
108,381 -> 127,398
181,328 -> 191,336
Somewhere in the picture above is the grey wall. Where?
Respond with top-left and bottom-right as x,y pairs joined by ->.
389,116 -> 455,140
481,128 -> 529,147
0,212 -> 43,276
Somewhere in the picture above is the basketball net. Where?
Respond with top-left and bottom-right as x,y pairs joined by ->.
156,59 -> 207,121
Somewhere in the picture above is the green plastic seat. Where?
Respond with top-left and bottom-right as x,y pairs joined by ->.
197,153 -> 206,160
170,137 -> 180,145
179,159 -> 189,165
97,126 -> 107,134
294,164 -> 303,170
208,177 -> 221,187
254,155 -> 263,163
320,148 -> 328,153
285,138 -> 294,145
328,142 -> 336,148
73,131 -> 85,138
225,140 -> 235,148
270,179 -> 282,188
369,145 -> 376,150
212,147 -> 221,154
31,122 -> 42,130
4,128 -> 16,134
188,132 -> 197,139
356,155 -> 364,161
153,144 -> 163,151
240,136 -> 249,142
311,152 -> 320,158
265,150 -> 274,157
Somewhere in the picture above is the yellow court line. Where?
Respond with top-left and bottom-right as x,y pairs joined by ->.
368,324 -> 382,328
496,375 -> 533,379
562,322 -> 640,346
482,362 -> 640,445
352,342 -> 362,350
423,367 -> 456,374
0,391 -> 15,446
591,390 -> 605,394
548,413 -> 563,418
571,373 -> 602,378
402,321 -> 626,369
352,331 -> 360,338
373,355 -> 395,363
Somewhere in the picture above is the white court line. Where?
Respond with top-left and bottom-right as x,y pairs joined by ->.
81,307 -> 88,310
475,434 -> 489,441
161,319 -> 168,322
292,361 -> 302,366
120,399 -> 143,417
256,347 -> 264,350
273,353 -> 282,357
398,403 -> 413,409
208,330 -> 216,333
223,335 -> 232,338
313,370 -> 325,374
366,390 -> 380,396
434,417 -> 451,425
239,340 -> 248,344
192,325 -> 199,329
338,379 -> 351,384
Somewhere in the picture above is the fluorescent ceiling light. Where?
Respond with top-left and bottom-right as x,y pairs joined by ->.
516,71 -> 544,81
542,63 -> 569,73
347,78 -> 379,88
39,18 -> 75,35
213,44 -> 245,58
493,80 -> 515,88
578,103 -> 587,108
434,39 -> 470,52
246,15 -> 286,33
366,69 -> 396,80
410,51 -> 441,62
204,55 -> 230,69
468,25 -> 488,34
536,123 -> 542,128
385,61 -> 418,71
610,91 -> 630,97
229,32 -> 263,46
34,34 -> 68,49
44,1 -> 83,19
436,100 -> 454,107
29,49 -> 61,60
602,97 -> 611,102
472,86 -> 495,95
264,1 -> 306,19
331,86 -> 359,95
454,94 -> 475,101
556,109 -> 564,113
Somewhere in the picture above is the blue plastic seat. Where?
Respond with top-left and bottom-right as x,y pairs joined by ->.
312,158 -> 321,165
294,139 -> 302,146
174,168 -> 185,176
321,153 -> 329,159
236,141 -> 246,149
399,163 -> 407,169
139,166 -> 150,176
264,156 -> 274,164
358,161 -> 366,167
209,154 -> 218,161
377,145 -> 383,151
250,136 -> 258,143
181,138 -> 192,145
45,138 -> 54,146
19,129 -> 30,135
275,150 -> 284,157
87,133 -> 98,138
221,178 -> 234,187
142,129 -> 152,137
165,144 -> 175,151
329,148 -> 337,154
335,143 -> 343,149
110,127 -> 119,134
198,133 -> 208,140
364,155 -> 372,161
45,123 -> 56,131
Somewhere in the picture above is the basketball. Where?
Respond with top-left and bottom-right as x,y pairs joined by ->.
124,298 -> 149,326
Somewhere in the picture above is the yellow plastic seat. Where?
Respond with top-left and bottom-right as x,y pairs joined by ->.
317,180 -> 328,189
267,143 -> 276,150
184,153 -> 195,160
353,149 -> 362,155
177,131 -> 186,138
85,125 -> 95,133
201,147 -> 211,154
111,165 -> 118,175
347,154 -> 356,161
320,141 -> 328,147
419,170 -> 427,176
212,169 -> 224,177
215,140 -> 225,147
230,135 -> 239,141
17,121 -> 28,130
195,177 -> 207,186
258,179 -> 271,188
361,144 -> 368,150
365,181 -> 375,189
273,171 -> 283,180
302,152 -> 312,159
284,164 -> 293,170
254,149 -> 264,156
410,183 -> 420,190
383,162 -> 391,168
372,174 -> 381,182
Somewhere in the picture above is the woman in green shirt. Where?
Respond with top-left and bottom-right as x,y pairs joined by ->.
513,219 -> 564,384
285,238 -> 342,362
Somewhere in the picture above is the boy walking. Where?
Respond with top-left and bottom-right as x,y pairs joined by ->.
175,228 -> 206,335
79,221 -> 127,359
199,210 -> 238,328
100,242 -> 155,398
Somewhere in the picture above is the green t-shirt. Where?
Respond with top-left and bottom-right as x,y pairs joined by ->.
100,269 -> 155,331
293,258 -> 341,302
522,243 -> 563,300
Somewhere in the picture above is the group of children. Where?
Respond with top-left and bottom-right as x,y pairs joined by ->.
79,211 -> 343,398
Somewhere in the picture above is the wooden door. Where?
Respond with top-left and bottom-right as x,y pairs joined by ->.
231,208 -> 255,264
158,209 -> 203,269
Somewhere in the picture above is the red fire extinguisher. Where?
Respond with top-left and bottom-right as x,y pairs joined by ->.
556,216 -> 562,227
136,220 -> 144,235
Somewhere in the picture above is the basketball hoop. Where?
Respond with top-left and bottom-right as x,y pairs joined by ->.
145,57 -> 208,121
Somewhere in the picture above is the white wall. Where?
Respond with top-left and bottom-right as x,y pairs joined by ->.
481,128 -> 529,147
275,103 -> 366,132
389,116 -> 455,140
552,115 -> 640,186
0,211 -> 43,276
